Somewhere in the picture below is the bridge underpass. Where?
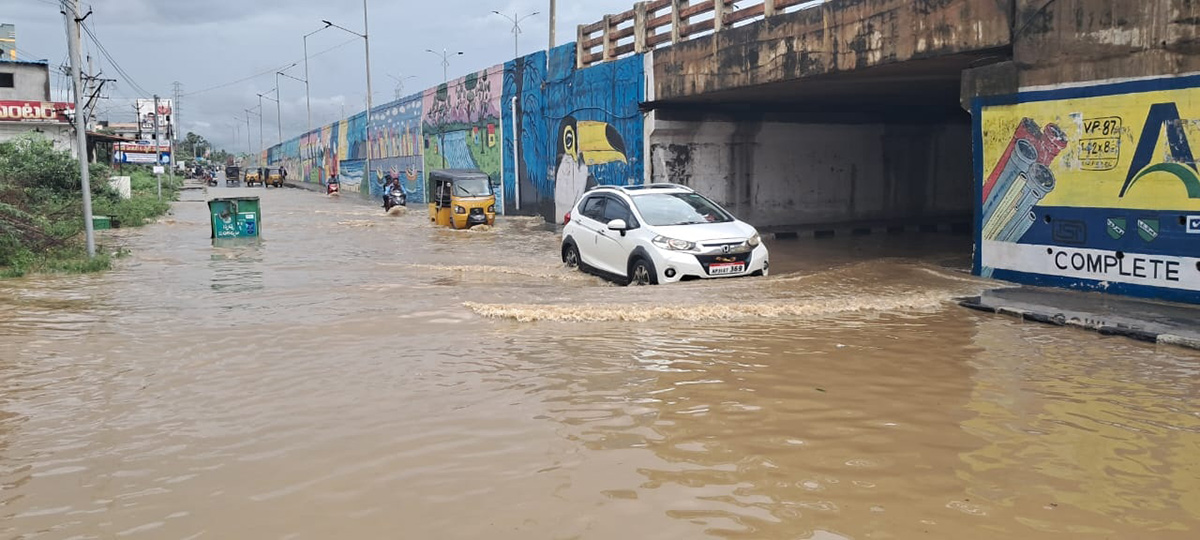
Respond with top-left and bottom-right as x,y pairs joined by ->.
645,52 -> 1001,235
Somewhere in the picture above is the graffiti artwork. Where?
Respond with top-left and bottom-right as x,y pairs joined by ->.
975,75 -> 1200,302
369,95 -> 425,202
503,46 -> 644,222
423,66 -> 503,208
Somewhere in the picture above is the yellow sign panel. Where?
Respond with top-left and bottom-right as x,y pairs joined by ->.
981,87 -> 1200,213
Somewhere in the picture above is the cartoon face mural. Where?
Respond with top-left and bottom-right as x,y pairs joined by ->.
552,115 -> 628,221
975,75 -> 1200,303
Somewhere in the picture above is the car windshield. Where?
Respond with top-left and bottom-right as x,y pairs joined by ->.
631,192 -> 734,226
453,177 -> 492,197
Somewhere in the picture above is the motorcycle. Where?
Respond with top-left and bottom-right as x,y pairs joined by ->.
205,174 -> 218,187
327,178 -> 340,196
383,189 -> 406,211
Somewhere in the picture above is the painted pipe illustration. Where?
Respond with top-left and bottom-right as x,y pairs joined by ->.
995,163 -> 1057,243
982,119 -> 1067,202
982,137 -> 1039,224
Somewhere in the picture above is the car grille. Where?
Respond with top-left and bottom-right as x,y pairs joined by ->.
694,252 -> 752,273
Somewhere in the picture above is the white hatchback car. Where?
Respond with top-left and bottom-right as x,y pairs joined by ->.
561,184 -> 769,285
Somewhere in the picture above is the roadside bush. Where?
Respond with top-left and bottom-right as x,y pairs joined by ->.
0,134 -> 175,276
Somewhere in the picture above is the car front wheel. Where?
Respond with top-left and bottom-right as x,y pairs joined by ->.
629,257 -> 657,286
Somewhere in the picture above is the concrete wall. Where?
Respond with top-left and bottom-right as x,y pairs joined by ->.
0,62 -> 50,101
0,123 -> 75,155
652,0 -> 1013,101
648,117 -> 971,229
1014,0 -> 1200,88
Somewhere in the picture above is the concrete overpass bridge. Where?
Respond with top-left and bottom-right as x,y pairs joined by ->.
572,0 -> 1199,238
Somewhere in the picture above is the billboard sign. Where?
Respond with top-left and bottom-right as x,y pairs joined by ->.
114,141 -> 171,164
136,98 -> 174,135
0,101 -> 74,123
975,75 -> 1200,303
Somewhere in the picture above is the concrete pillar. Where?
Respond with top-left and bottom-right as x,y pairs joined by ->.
764,0 -> 776,18
671,0 -> 684,44
576,25 -> 586,68
603,15 -> 614,61
714,0 -> 724,33
634,2 -> 648,53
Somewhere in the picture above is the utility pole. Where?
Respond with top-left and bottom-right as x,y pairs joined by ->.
154,94 -> 163,200
63,0 -> 95,257
273,73 -> 282,142
549,0 -> 556,50
172,80 -> 182,161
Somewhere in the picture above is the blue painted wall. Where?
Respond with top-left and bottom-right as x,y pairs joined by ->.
502,45 -> 645,222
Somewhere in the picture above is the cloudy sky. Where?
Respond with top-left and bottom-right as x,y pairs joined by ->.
4,0 -> 638,153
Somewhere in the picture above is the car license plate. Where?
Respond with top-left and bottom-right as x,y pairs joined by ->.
708,262 -> 745,275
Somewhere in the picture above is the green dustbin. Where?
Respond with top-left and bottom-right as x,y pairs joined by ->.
208,197 -> 261,239
92,215 -> 112,230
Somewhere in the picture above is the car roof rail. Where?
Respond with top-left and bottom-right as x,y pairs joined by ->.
621,182 -> 693,191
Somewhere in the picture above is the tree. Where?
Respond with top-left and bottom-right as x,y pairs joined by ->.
176,131 -> 210,159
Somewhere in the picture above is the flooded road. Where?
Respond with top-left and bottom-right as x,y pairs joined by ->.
1,185 -> 1197,539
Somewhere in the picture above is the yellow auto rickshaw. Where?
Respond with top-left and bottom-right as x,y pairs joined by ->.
428,169 -> 496,229
244,168 -> 262,187
265,167 -> 285,188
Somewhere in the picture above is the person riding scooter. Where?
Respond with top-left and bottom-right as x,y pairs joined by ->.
327,174 -> 340,195
382,174 -> 405,210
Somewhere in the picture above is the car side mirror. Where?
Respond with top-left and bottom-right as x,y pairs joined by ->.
607,219 -> 627,232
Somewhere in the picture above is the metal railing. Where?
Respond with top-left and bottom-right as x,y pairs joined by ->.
576,0 -> 826,67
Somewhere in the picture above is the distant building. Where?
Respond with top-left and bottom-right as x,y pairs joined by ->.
0,53 -> 75,153
99,121 -> 141,141
0,58 -> 50,101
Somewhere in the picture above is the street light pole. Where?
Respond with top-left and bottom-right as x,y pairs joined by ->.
549,0 -> 556,50
425,48 -> 464,84
256,95 -> 264,154
322,2 -> 374,187
303,27 -> 326,133
242,111 -> 252,155
493,11 -> 540,59
273,73 -> 283,143
279,67 -> 308,137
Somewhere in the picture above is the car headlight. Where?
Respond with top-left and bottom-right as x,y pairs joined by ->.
652,235 -> 695,251
455,206 -> 466,214
747,233 -> 761,247
487,205 -> 495,213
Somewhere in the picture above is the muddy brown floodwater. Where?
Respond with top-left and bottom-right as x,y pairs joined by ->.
1,185 -> 1198,540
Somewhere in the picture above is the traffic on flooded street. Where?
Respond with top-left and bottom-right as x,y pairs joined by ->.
1,185 -> 1197,539
6,0 -> 1200,537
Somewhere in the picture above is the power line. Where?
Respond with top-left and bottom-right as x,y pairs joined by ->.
181,37 -> 359,97
78,19 -> 152,97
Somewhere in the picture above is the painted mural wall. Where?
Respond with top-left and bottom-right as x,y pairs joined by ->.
368,94 -> 424,202
423,66 -> 504,209
974,75 -> 1200,304
267,45 -> 646,219
503,45 -> 645,222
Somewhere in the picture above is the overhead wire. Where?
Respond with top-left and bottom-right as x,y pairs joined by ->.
182,37 -> 360,97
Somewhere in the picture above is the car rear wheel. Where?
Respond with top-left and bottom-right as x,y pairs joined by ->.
562,243 -> 581,269
629,257 -> 657,286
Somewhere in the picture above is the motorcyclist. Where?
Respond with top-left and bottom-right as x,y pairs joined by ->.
382,174 -> 403,208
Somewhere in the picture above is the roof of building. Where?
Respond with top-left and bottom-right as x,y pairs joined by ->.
0,59 -> 50,66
